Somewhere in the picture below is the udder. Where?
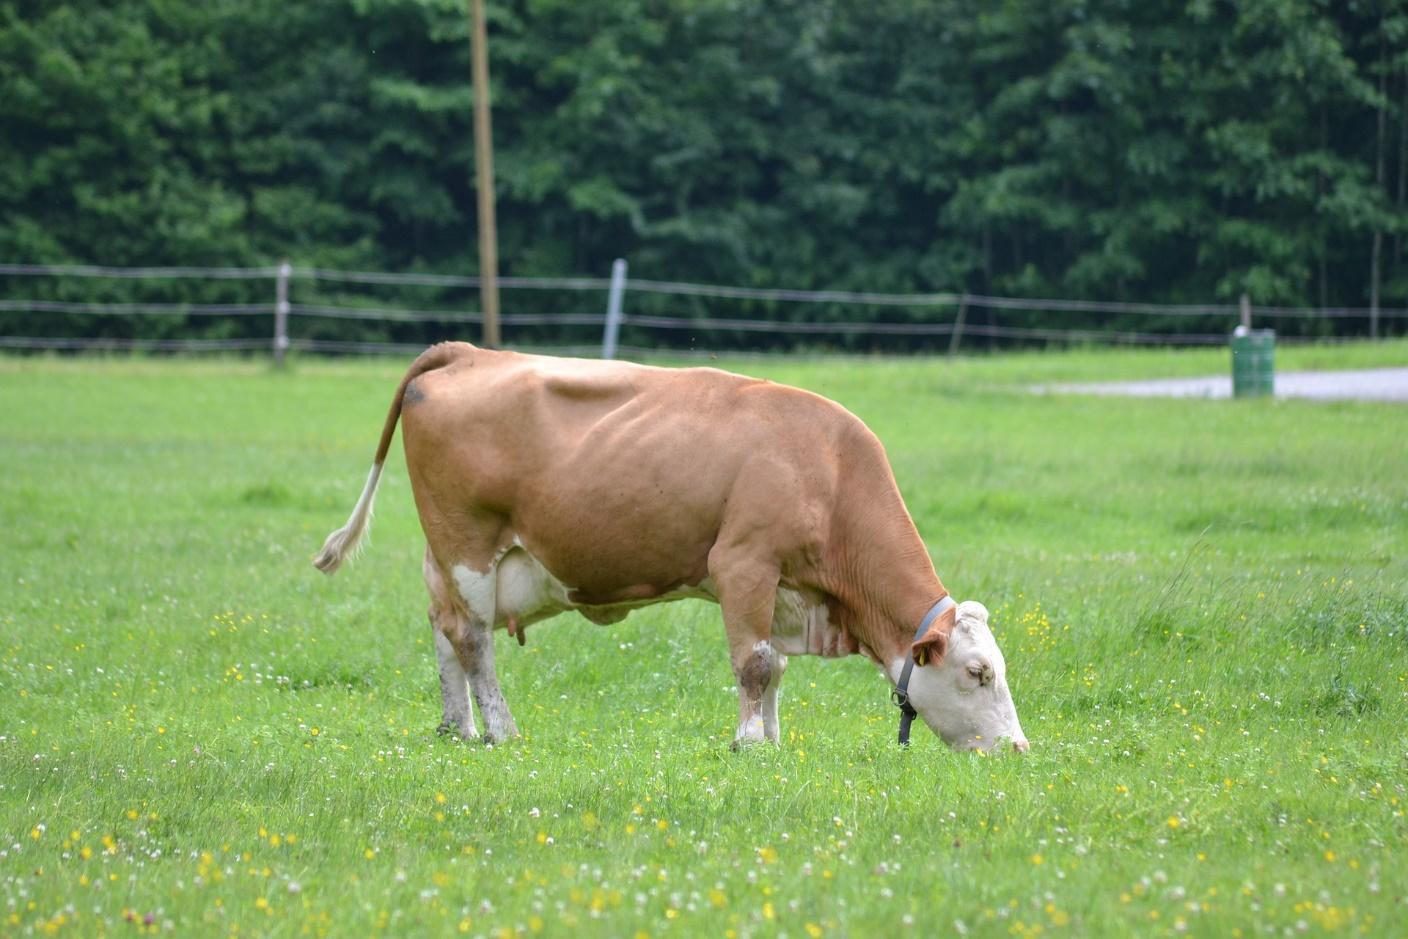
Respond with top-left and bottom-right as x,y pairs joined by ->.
494,548 -> 571,627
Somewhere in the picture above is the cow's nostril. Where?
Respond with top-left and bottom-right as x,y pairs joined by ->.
1012,737 -> 1030,754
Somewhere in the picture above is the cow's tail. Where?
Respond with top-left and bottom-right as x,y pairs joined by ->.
313,342 -> 466,575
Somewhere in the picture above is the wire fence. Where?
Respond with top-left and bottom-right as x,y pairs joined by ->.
2,260 -> 1404,359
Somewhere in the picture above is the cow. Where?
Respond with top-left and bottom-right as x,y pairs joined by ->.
314,342 -> 1028,752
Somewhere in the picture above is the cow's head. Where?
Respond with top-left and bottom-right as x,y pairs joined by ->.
906,600 -> 1028,753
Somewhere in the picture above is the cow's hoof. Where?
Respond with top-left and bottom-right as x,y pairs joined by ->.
436,721 -> 479,741
729,736 -> 768,752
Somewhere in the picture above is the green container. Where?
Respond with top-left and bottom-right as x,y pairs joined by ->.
1231,329 -> 1275,398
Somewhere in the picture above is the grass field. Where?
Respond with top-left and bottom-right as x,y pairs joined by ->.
2,343 -> 1406,937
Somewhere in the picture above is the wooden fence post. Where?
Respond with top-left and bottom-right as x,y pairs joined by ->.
947,294 -> 969,359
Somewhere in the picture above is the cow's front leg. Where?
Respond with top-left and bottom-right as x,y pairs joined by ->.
761,650 -> 788,743
713,552 -> 783,750
730,640 -> 786,747
449,562 -> 519,743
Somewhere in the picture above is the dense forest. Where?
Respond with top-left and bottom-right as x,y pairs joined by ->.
2,0 -> 1407,348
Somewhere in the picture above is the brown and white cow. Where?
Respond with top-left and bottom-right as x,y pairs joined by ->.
314,342 -> 1027,752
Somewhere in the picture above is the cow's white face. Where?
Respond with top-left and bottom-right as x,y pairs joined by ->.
906,601 -> 1028,753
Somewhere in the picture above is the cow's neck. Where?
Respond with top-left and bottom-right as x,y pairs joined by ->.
824,485 -> 948,667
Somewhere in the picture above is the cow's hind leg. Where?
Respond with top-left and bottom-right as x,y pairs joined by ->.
441,544 -> 519,743
711,551 -> 785,749
425,549 -> 477,739
426,538 -> 520,743
455,601 -> 518,743
433,627 -> 477,738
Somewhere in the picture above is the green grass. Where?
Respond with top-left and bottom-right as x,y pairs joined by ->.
2,344 -> 1406,937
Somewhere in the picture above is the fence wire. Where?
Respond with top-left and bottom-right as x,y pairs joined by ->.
0,263 -> 278,280
3,261 -> 1404,356
0,336 -> 270,351
0,299 -> 272,316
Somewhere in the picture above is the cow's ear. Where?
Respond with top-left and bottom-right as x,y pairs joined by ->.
912,605 -> 956,667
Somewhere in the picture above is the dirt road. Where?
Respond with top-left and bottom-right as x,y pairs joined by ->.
1044,367 -> 1408,402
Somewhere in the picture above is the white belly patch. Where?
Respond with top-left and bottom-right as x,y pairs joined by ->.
450,547 -> 569,630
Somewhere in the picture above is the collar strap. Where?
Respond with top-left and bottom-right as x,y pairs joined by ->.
892,595 -> 956,746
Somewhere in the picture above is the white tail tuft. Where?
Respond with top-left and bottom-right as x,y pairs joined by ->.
313,463 -> 383,575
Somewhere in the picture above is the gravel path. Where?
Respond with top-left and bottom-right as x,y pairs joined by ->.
1043,367 -> 1408,402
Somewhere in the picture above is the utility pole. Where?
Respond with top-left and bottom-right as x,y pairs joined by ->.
469,0 -> 501,347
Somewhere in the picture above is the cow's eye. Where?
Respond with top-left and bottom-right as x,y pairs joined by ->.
966,663 -> 985,682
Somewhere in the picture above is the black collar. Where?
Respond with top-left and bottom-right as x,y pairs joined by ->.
891,596 -> 956,746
